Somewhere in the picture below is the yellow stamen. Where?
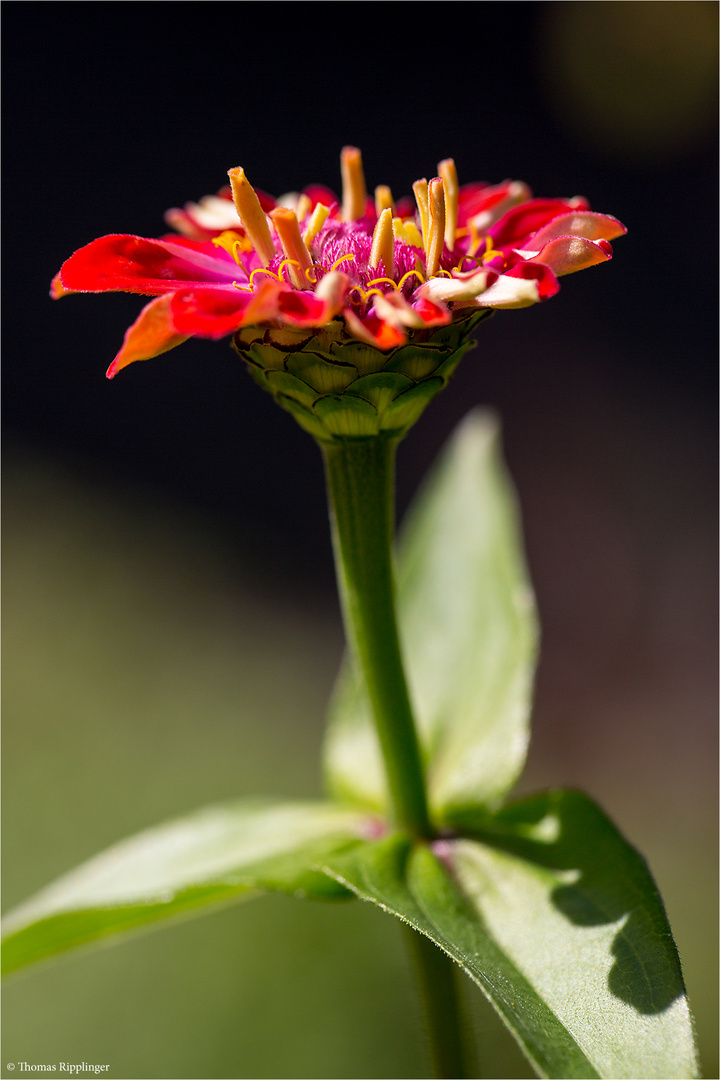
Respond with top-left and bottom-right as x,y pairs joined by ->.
227,167 -> 276,267
374,185 -> 394,217
270,207 -> 315,288
370,207 -> 395,277
210,230 -> 254,266
412,179 -> 429,247
302,202 -> 330,249
453,253 -> 481,273
341,146 -> 367,222
278,258 -> 302,281
425,177 -> 446,278
349,285 -> 385,304
329,253 -> 355,273
438,158 -> 459,250
232,267 -> 283,292
481,235 -> 502,265
397,268 -> 426,289
392,217 -> 424,248
366,276 -> 398,289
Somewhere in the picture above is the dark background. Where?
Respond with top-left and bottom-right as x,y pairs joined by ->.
3,3 -> 718,1078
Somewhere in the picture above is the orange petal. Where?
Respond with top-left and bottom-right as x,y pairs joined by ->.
106,295 -> 190,378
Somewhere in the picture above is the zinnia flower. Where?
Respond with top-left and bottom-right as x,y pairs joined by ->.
52,148 -> 625,439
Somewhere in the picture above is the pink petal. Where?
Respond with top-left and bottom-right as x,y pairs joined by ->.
523,235 -> 614,277
528,211 -> 627,250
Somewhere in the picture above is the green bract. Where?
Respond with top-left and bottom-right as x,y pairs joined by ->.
233,313 -> 490,441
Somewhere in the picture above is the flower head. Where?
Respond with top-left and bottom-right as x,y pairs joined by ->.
52,149 -> 625,439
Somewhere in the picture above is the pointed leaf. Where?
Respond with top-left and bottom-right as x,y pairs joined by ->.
322,791 -> 698,1079
3,799 -> 371,975
324,409 -> 538,820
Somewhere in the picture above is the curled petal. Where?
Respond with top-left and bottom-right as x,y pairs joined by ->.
528,211 -> 627,250
57,235 -> 237,296
370,290 -> 448,330
522,235 -> 614,277
417,270 -> 491,305
341,306 -> 406,350
106,295 -> 191,378
474,263 -> 559,309
410,295 -> 452,327
458,180 -> 532,230
490,198 -> 590,248
276,288 -> 334,326
314,269 -> 350,313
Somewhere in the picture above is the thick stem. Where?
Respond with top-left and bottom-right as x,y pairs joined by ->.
322,434 -> 431,837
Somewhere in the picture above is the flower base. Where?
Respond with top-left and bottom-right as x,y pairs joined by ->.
233,312 -> 491,441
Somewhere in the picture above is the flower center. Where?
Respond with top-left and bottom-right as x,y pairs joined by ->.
224,149 -> 482,308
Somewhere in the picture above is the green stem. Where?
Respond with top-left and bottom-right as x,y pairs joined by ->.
322,433 -> 471,1080
404,927 -> 471,1079
322,434 -> 431,838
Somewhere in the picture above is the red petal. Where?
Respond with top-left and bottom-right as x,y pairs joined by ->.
394,196 -> 415,220
490,199 -> 590,248
277,289 -> 331,325
411,295 -> 452,326
505,260 -> 560,300
213,185 -> 276,213
458,181 -> 511,224
58,235 -> 237,296
169,287 -> 255,338
342,307 -> 406,350
106,295 -> 190,378
50,272 -> 71,298
302,185 -> 340,215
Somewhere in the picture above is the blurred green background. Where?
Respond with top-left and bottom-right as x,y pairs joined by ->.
3,2 -> 717,1078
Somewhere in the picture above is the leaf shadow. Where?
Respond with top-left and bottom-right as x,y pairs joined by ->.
453,789 -> 686,1016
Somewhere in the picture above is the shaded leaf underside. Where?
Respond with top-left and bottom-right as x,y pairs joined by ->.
2,799 -> 371,975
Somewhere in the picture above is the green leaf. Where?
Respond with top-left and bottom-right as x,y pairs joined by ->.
322,790 -> 698,1080
324,409 -> 538,820
2,799 -> 370,976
